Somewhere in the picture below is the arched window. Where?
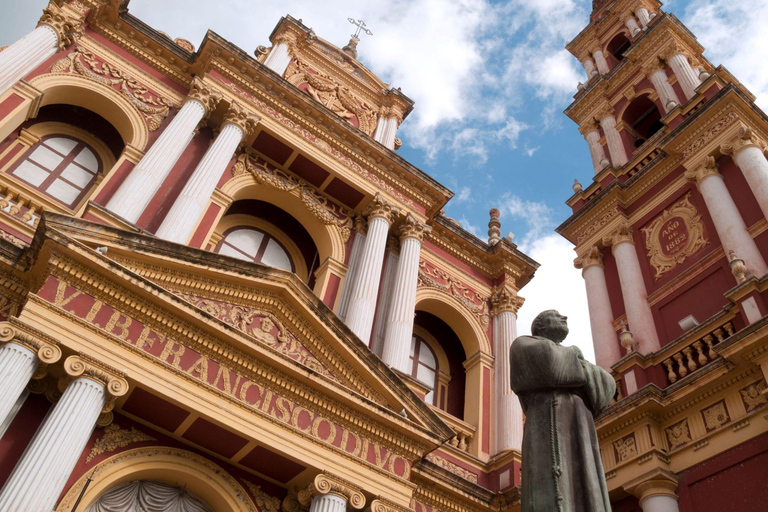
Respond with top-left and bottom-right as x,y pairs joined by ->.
607,33 -> 632,63
217,227 -> 294,272
8,135 -> 101,208
622,95 -> 664,149
410,334 -> 438,404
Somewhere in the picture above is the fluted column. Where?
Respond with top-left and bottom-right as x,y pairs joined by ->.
625,14 -> 642,36
345,194 -> 398,344
603,223 -> 661,353
721,126 -> 768,223
0,5 -> 81,97
576,248 -> 622,369
663,47 -> 701,101
492,288 -> 525,453
0,325 -> 61,432
685,156 -> 767,277
581,57 -> 598,78
156,102 -> 258,243
298,473 -> 365,512
381,215 -> 431,372
264,32 -> 297,76
106,77 -> 221,224
593,50 -> 610,75
636,8 -> 652,27
646,62 -> 680,113
370,246 -> 399,357
599,108 -> 629,167
0,356 -> 128,511
580,123 -> 610,172
374,109 -> 401,150
337,217 -> 366,321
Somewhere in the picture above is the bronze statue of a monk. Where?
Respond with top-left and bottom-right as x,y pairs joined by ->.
510,310 -> 615,512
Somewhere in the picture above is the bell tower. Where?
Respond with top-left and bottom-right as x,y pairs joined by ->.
558,1 -> 768,511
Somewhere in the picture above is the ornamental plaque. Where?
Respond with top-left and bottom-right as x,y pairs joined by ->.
641,194 -> 709,279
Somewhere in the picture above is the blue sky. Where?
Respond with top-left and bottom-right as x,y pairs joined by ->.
3,0 -> 767,361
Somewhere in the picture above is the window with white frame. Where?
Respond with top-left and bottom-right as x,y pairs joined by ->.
409,334 -> 438,404
217,227 -> 294,272
10,135 -> 101,208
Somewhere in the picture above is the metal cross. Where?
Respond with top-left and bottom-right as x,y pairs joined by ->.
347,18 -> 373,39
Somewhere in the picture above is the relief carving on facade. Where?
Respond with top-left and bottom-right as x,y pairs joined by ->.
50,46 -> 174,130
740,380 -> 768,412
612,433 -> 638,462
701,400 -> 730,432
86,423 -> 156,462
418,260 -> 490,329
425,453 -> 479,484
665,419 -> 691,450
243,481 -> 281,512
231,152 -> 353,243
641,193 -> 709,279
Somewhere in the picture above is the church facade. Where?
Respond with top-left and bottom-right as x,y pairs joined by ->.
559,0 -> 768,511
0,1 -> 540,511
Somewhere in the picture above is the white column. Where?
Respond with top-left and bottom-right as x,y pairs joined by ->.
310,493 -> 347,512
667,52 -> 701,101
155,103 -> 256,243
582,57 -> 598,78
625,17 -> 642,36
370,250 -> 399,357
600,114 -> 629,167
649,68 -> 681,113
636,8 -> 652,27
686,158 -> 768,277
381,215 -> 429,372
0,26 -> 59,98
640,496 -> 680,512
345,195 -> 397,344
722,128 -> 768,223
593,50 -> 610,75
0,391 -> 28,439
606,224 -> 661,353
583,127 -> 610,172
0,343 -> 37,432
492,292 -> 524,453
0,377 -> 105,511
374,116 -> 398,150
106,78 -> 219,224
264,43 -> 292,76
578,250 -> 622,369
336,229 -> 366,321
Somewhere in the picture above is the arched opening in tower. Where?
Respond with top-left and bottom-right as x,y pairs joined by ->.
622,95 -> 664,149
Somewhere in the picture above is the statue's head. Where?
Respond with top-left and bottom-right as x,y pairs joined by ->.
531,310 -> 569,344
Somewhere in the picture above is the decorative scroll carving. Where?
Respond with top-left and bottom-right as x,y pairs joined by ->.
61,354 -> 129,403
86,423 -> 156,462
490,287 -> 524,316
365,192 -> 398,224
175,292 -> 338,381
641,194 -> 709,279
418,260 -> 490,329
576,207 -> 619,244
603,221 -> 634,247
740,380 -> 768,412
398,213 -> 431,242
285,59 -> 377,135
298,473 -> 366,509
721,125 -> 767,156
612,433 -> 637,462
0,322 -> 61,378
425,453 -> 479,484
243,481 -> 281,512
222,101 -> 259,136
38,5 -> 82,51
232,153 -> 353,242
665,419 -> 691,450
681,111 -> 738,158
701,400 -> 730,432
574,246 -> 603,270
51,47 -> 175,130
187,76 -> 222,115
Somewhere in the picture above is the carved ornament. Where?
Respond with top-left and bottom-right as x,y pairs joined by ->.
603,221 -> 634,247
51,47 -> 175,131
232,152 -> 353,242
418,260 -> 490,329
684,155 -> 719,183
613,433 -> 638,462
0,322 -> 61,378
398,213 -> 431,242
574,246 -> 603,270
187,76 -> 222,116
664,419 -> 691,450
701,400 -> 730,432
720,125 -> 767,156
243,482 -> 281,512
425,453 -> 479,484
490,287 -> 524,316
680,110 -> 739,158
298,473 -> 366,509
222,101 -> 259,136
38,5 -> 82,51
576,207 -> 620,244
740,380 -> 768,412
86,423 -> 156,462
640,193 -> 709,279
61,354 -> 129,405
595,103 -> 616,122
641,58 -> 664,78
365,193 -> 399,224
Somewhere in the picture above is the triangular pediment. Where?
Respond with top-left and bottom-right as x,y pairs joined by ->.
25,214 -> 453,446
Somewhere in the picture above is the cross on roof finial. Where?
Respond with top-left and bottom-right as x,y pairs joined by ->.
347,18 -> 373,40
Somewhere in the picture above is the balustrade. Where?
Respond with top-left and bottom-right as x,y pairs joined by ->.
662,322 -> 734,383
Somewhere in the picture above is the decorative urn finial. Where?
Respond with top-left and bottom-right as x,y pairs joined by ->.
619,322 -> 636,353
729,250 -> 748,283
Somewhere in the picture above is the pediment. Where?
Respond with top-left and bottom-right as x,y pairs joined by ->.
24,214 -> 453,446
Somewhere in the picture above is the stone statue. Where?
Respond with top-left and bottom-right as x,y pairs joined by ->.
509,310 -> 615,512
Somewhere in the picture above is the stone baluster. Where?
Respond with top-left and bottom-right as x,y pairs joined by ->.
106,77 -> 221,224
575,247 -> 622,369
156,102 -> 258,243
598,107 -> 629,167
381,215 -> 431,372
0,356 -> 128,511
645,60 -> 680,113
345,194 -> 399,344
685,156 -> 767,277
603,223 -> 661,353
721,126 -> 768,222
593,50 -> 611,75
0,5 -> 82,97
580,122 -> 611,173
0,324 -> 61,430
263,32 -> 297,76
491,288 -> 525,453
662,45 -> 701,101
298,473 -> 366,512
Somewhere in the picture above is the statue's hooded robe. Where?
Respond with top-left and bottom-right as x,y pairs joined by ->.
510,336 -> 615,512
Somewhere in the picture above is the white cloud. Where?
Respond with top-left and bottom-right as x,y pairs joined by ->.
517,235 -> 595,363
458,216 -> 481,237
498,193 -> 555,244
526,146 -> 540,157
455,187 -> 473,203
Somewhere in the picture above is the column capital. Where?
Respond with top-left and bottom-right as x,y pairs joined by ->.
298,473 -> 366,509
364,193 -> 399,224
659,40 -> 685,62
491,287 -> 524,316
38,5 -> 82,51
367,499 -> 412,512
0,322 -> 61,370
684,155 -> 720,184
222,101 -> 260,137
721,125 -> 767,156
272,30 -> 300,48
603,221 -> 634,247
625,468 -> 679,502
574,245 -> 604,270
187,77 -> 222,116
578,120 -> 600,136
61,354 -> 129,401
397,213 -> 431,242
642,58 -> 665,78
595,104 -> 615,122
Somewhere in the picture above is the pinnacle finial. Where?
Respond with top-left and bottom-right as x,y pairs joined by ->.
488,208 -> 501,246
343,18 -> 372,59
